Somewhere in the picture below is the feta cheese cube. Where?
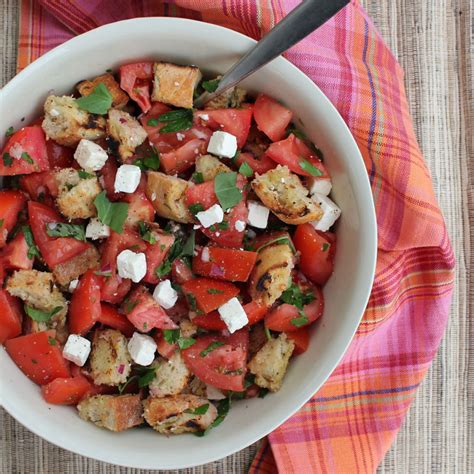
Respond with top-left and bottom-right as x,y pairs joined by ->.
308,178 -> 332,196
74,139 -> 108,171
247,201 -> 270,229
234,220 -> 246,232
85,217 -> 110,240
117,249 -> 147,283
207,131 -> 238,158
114,164 -> 141,193
311,193 -> 341,232
152,279 -> 178,309
127,332 -> 157,366
201,247 -> 210,262
196,203 -> 224,228
206,384 -> 226,400
68,279 -> 79,292
62,334 -> 91,367
218,297 -> 249,333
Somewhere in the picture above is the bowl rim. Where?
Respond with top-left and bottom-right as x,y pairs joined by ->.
0,16 -> 377,469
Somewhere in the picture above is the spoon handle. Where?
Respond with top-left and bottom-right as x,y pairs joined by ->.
195,0 -> 350,107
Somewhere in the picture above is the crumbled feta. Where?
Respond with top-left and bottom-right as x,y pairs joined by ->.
85,217 -> 110,240
62,334 -> 91,367
206,384 -> 226,400
218,297 -> 249,333
74,139 -> 108,171
117,249 -> 147,283
308,178 -> 332,197
247,201 -> 270,229
9,143 -> 23,160
193,224 -> 202,230
201,247 -> 210,262
207,131 -> 238,158
196,204 -> 224,228
176,133 -> 185,141
68,279 -> 79,292
311,193 -> 341,232
234,220 -> 246,232
114,164 -> 141,193
200,114 -> 209,121
127,332 -> 157,366
152,279 -> 178,309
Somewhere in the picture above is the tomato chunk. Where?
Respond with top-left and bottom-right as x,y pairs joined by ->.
193,246 -> 257,282
182,329 -> 248,391
5,331 -> 70,385
143,230 -> 175,284
0,289 -> 23,343
0,126 -> 50,176
286,327 -> 311,354
0,189 -> 27,248
98,303 -> 135,337
46,140 -> 74,169
160,138 -> 206,175
119,62 -> 154,113
0,232 -> 33,271
41,375 -> 92,405
181,277 -> 240,314
99,157 -> 124,201
253,94 -> 293,142
153,332 -> 177,359
236,151 -> 276,175
171,258 -> 194,284
19,170 -> 58,207
123,190 -> 155,229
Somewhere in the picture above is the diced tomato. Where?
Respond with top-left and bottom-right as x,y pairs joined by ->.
0,289 -> 23,343
46,140 -> 74,169
0,233 -> 33,270
119,62 -> 154,112
28,201 -> 91,267
193,246 -> 257,282
253,94 -> 293,142
121,285 -> 177,332
286,327 -> 310,354
293,224 -> 336,285
99,157 -> 124,201
123,191 -> 155,229
265,285 -> 324,332
181,277 -> 240,314
153,331 -> 177,359
193,300 -> 267,330
236,151 -> 276,175
5,330 -> 70,385
19,170 -> 58,206
266,134 -> 330,178
182,329 -> 248,391
143,230 -> 175,284
0,126 -> 50,176
0,189 -> 27,248
248,230 -> 292,252
160,138 -> 206,175
98,303 -> 134,337
171,258 -> 194,284
195,108 -> 253,147
41,375 -> 92,405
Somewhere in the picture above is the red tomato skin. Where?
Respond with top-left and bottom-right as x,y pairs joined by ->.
293,224 -> 336,285
5,330 -> 70,385
153,332 -> 177,359
0,126 -> 50,176
0,289 -> 23,343
46,140 -> 74,169
236,151 -> 276,175
143,232 -> 175,284
41,376 -> 92,405
181,277 -> 240,314
123,191 -> 155,229
0,232 -> 33,271
160,139 -> 206,175
98,303 -> 135,337
286,327 -> 310,354
119,62 -> 154,112
192,246 -> 258,282
68,270 -> 102,336
99,158 -> 124,201
0,190 -> 27,248
171,258 -> 194,284
19,171 -> 58,207
253,94 -> 293,142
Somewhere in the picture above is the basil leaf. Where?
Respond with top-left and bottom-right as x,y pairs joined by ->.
21,152 -> 34,164
137,367 -> 157,388
200,341 -> 225,357
157,109 -> 193,134
118,375 -> 138,394
258,388 -> 269,398
138,221 -> 156,244
163,329 -> 180,345
180,231 -> 195,257
202,79 -> 220,93
195,398 -> 231,436
2,152 -> 13,167
281,283 -> 315,311
5,126 -> 14,138
46,222 -> 86,241
188,203 -> 204,215
78,170 -> 95,179
254,235 -> 296,254
21,225 -> 41,259
214,172 -> 242,211
177,337 -> 196,350
94,191 -> 129,234
185,403 -> 209,415
238,161 -> 253,177
217,221 -> 229,230
147,118 -> 159,127
134,148 -> 160,171
155,231 -> 193,278
48,336 -> 57,346
25,305 -> 63,322
322,242 -> 330,252
192,172 -> 204,184
291,314 -> 309,327
76,83 -> 113,115
155,260 -> 173,278
207,288 -> 224,294
299,159 -> 323,177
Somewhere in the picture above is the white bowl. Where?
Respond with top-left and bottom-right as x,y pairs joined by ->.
0,17 -> 377,470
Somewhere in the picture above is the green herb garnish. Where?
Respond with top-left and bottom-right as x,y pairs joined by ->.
200,341 -> 225,357
48,336 -> 57,346
5,127 -> 14,138
46,222 -> 86,241
94,191 -> 129,234
134,147 -> 160,171
76,83 -> 113,114
264,326 -> 272,341
157,109 -> 193,134
2,153 -> 13,167
322,242 -> 330,252
280,282 -> 315,327
290,315 -> 309,327
188,203 -> 204,215
155,232 -> 194,278
258,388 -> 269,398
214,172 -> 242,211
238,161 -> 253,177
138,221 -> 156,244
194,398 -> 230,436
185,403 -> 210,415
21,225 -> 40,259
207,288 -> 224,294
146,118 -> 160,127
254,235 -> 296,254
0,219 -> 3,228
162,329 -> 195,350
78,170 -> 95,179
201,78 -> 220,93
299,159 -> 323,177
25,305 -> 63,322
21,152 -> 34,164
192,172 -> 204,184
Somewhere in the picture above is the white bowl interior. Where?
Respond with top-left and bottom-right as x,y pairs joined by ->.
0,18 -> 376,469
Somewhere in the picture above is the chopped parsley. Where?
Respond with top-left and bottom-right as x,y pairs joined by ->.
5,126 -> 14,137
21,152 -> 34,164
322,242 -> 330,252
280,282 -> 315,327
21,225 -> 41,259
217,221 -> 229,230
94,191 -> 129,234
45,222 -> 86,241
134,147 -> 160,171
200,341 -> 225,357
214,172 -> 243,211
192,172 -> 204,184
25,305 -> 63,322
207,288 -> 224,295
78,170 -> 95,179
146,118 -> 160,127
76,83 -> 113,114
137,221 -> 156,244
47,336 -> 57,346
188,203 -> 204,215
2,152 -> 13,167
162,329 -> 196,350
156,231 -> 195,278
157,109 -> 193,134
185,403 -> 210,415
238,161 -> 253,177
0,219 -> 3,228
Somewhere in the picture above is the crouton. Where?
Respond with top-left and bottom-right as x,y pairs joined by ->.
205,83 -> 247,110
152,62 -> 201,109
145,171 -> 193,223
252,165 -> 323,225
77,73 -> 129,109
248,333 -> 295,392
77,394 -> 143,432
42,95 -> 106,147
184,377 -> 207,397
89,329 -> 132,386
55,168 -> 101,219
143,394 -> 217,435
52,246 -> 100,287
149,353 -> 191,398
107,109 -> 147,162
179,319 -> 197,338
248,240 -> 294,306
195,154 -> 231,181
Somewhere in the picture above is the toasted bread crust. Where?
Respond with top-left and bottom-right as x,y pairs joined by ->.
77,73 -> 129,109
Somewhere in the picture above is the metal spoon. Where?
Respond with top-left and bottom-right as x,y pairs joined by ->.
194,0 -> 350,108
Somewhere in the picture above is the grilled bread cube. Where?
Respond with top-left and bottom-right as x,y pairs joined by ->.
52,246 -> 100,287
248,333 -> 295,392
184,376 -> 207,397
55,168 -> 101,219
252,165 -> 323,225
179,319 -> 198,338
195,154 -> 231,181
206,85 -> 247,110
149,353 -> 191,398
248,240 -> 294,306
152,62 -> 201,109
77,394 -> 143,432
145,171 -> 193,223
249,322 -> 268,359
42,95 -> 106,147
143,394 -> 217,435
77,73 -> 129,109
89,329 -> 132,386
107,109 -> 147,162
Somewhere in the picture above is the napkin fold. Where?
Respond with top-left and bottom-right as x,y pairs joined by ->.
16,1 -> 455,472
